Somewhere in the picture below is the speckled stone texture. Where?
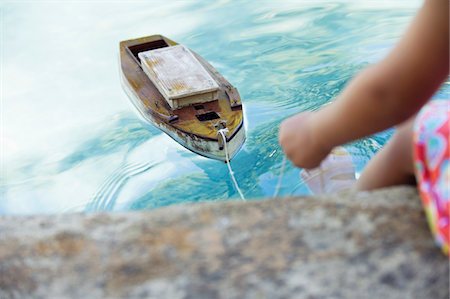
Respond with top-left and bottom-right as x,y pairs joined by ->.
0,186 -> 448,299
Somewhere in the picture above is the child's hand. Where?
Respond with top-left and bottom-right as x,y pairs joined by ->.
279,112 -> 332,169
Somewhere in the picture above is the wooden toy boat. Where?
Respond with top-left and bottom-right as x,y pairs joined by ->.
119,35 -> 245,162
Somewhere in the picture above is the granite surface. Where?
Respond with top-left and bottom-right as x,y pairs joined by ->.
0,186 -> 448,299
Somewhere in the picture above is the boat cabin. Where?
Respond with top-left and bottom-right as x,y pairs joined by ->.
131,45 -> 220,110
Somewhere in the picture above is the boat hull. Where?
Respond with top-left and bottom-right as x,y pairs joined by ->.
120,70 -> 245,161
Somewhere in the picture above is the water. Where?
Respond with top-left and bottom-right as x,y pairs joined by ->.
2,0 -> 446,214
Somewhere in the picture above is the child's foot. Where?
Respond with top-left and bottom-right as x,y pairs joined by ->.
300,146 -> 356,194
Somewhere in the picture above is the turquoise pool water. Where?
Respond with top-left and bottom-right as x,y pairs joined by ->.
2,0 -> 446,214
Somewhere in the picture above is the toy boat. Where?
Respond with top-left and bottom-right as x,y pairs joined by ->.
119,35 -> 245,162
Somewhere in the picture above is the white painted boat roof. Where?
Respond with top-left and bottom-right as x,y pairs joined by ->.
138,45 -> 219,101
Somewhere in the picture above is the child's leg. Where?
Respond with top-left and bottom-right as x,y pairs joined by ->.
356,117 -> 416,191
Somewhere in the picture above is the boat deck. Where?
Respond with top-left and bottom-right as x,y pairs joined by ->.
119,35 -> 244,142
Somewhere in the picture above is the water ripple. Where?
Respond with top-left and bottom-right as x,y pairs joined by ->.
86,161 -> 161,212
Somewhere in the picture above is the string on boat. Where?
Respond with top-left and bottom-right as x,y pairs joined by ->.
218,128 -> 246,201
273,155 -> 287,198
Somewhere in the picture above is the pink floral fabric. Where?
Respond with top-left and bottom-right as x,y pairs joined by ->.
413,100 -> 450,255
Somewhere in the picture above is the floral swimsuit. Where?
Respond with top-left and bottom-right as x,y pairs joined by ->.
413,100 -> 450,255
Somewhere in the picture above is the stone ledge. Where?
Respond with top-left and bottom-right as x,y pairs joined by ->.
0,186 -> 448,299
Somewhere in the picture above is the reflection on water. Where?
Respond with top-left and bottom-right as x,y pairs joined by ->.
2,0 -> 441,214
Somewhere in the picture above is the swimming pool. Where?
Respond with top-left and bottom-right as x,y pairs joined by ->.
2,0 -> 446,214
